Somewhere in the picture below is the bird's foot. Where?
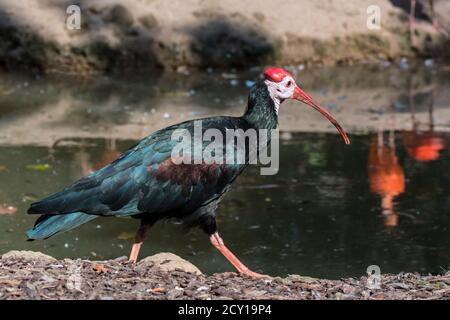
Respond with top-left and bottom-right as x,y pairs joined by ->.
209,232 -> 271,279
238,267 -> 269,279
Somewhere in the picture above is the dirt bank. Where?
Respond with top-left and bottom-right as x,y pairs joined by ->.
0,0 -> 449,74
1,250 -> 449,300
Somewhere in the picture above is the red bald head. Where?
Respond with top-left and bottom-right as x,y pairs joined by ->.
264,67 -> 293,83
262,66 -> 350,145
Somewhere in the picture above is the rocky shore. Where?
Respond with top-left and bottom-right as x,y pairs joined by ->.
1,250 -> 449,300
0,0 -> 449,74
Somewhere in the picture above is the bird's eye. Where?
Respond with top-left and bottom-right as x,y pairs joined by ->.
286,81 -> 292,87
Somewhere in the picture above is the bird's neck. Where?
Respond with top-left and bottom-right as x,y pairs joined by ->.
243,82 -> 279,131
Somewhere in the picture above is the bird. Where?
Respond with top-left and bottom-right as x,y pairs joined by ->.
26,67 -> 350,277
408,0 -> 442,32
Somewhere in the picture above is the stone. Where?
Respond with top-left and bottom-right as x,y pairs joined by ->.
139,13 -> 158,30
106,5 -> 134,27
285,274 -> 318,283
342,284 -> 357,294
138,252 -> 202,275
1,250 -> 57,264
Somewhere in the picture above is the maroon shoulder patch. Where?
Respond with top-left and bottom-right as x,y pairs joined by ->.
149,158 -> 224,187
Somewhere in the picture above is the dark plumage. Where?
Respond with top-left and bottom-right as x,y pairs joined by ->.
28,82 -> 275,235
27,67 -> 349,277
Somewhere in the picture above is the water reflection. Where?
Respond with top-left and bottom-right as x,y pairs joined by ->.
0,63 -> 449,278
1,63 -> 450,146
83,139 -> 120,175
0,131 -> 449,278
368,131 -> 404,227
402,91 -> 445,163
368,89 -> 446,229
50,137 -> 121,176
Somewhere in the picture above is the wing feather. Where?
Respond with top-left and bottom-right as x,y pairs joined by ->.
28,117 -> 249,218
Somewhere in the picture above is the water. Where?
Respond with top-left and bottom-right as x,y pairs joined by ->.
0,63 -> 449,279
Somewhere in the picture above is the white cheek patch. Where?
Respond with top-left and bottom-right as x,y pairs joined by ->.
264,77 -> 296,114
282,77 -> 296,99
264,79 -> 281,114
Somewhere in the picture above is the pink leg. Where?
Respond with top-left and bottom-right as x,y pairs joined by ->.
429,0 -> 443,33
210,232 -> 266,278
432,19 -> 439,31
410,0 -> 416,30
129,243 -> 143,263
128,222 -> 150,263
428,0 -> 437,30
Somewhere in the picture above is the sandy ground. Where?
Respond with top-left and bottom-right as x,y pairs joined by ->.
0,0 -> 449,73
1,251 -> 449,300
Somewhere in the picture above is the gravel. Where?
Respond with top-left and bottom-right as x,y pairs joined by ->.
1,256 -> 449,300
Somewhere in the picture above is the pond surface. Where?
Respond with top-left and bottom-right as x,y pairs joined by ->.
0,63 -> 449,279
0,132 -> 449,278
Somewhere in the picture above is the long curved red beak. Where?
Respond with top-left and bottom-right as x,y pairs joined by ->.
293,85 -> 350,145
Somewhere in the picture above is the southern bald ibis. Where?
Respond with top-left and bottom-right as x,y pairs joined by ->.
27,67 -> 349,277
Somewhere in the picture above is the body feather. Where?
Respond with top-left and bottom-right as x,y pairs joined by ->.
27,117 -> 251,238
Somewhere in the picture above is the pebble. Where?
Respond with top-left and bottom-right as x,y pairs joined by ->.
424,59 -> 434,68
399,57 -> 409,69
245,80 -> 255,88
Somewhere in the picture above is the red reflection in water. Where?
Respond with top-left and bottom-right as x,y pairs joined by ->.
402,100 -> 445,163
402,131 -> 444,162
92,139 -> 120,171
368,133 -> 405,228
76,138 -> 120,176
